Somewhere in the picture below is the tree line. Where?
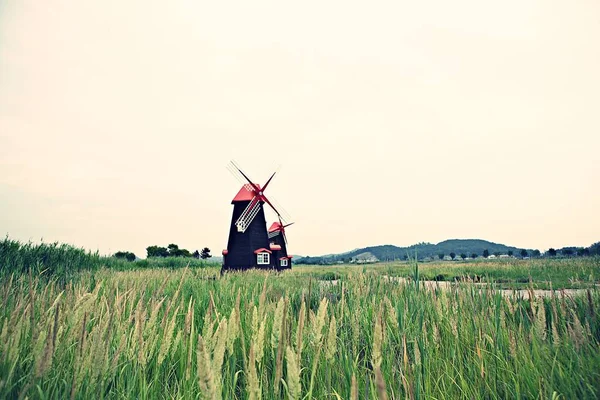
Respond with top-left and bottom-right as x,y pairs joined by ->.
430,244 -> 600,260
113,243 -> 212,261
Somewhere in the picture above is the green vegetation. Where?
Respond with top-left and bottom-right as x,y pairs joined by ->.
114,251 -> 136,262
0,237 -> 104,280
147,244 -> 194,258
1,240 -> 599,398
296,258 -> 600,290
200,247 -> 213,259
147,244 -> 212,259
1,264 -> 599,399
0,238 -> 219,283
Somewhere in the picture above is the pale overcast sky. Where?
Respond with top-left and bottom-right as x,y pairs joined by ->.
1,0 -> 599,258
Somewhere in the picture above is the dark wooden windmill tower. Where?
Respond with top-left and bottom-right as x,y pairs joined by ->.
222,162 -> 293,272
268,218 -> 294,270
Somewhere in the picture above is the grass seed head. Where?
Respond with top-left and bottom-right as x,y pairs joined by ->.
247,344 -> 261,400
158,306 -> 180,365
351,373 -> 358,400
257,313 -> 267,361
196,335 -> 217,399
312,297 -> 328,347
227,307 -> 239,355
271,297 -> 285,351
372,311 -> 383,368
285,346 -> 301,400
374,366 -> 388,400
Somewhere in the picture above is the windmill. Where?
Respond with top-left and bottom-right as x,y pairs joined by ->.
268,217 -> 294,270
222,161 -> 293,271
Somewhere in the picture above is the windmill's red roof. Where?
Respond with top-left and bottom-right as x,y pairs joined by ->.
270,244 -> 282,251
232,184 -> 260,203
222,249 -> 228,255
268,222 -> 282,233
253,248 -> 272,254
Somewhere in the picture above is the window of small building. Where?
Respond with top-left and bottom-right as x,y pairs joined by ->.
257,252 -> 270,265
280,258 -> 288,267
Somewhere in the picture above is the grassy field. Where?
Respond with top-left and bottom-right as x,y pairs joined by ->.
1,257 -> 599,399
296,257 -> 600,290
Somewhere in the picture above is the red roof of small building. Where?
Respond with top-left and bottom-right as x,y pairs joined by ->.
253,248 -> 272,254
232,184 -> 261,203
268,222 -> 282,232
222,249 -> 228,255
270,244 -> 282,251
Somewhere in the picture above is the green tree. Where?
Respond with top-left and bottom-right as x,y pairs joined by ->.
520,249 -> 528,258
562,248 -> 574,257
114,251 -> 136,262
450,252 -> 456,260
460,253 -> 467,260
483,249 -> 490,258
471,253 -> 477,259
508,250 -> 513,257
547,248 -> 557,257
192,250 -> 200,259
200,247 -> 212,259
167,244 -> 179,256
165,243 -> 193,257
532,249 -> 541,257
180,249 -> 192,257
438,253 -> 444,260
147,245 -> 169,258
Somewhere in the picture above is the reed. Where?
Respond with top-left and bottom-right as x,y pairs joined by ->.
0,261 -> 598,399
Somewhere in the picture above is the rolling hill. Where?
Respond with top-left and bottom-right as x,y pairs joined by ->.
295,239 -> 536,264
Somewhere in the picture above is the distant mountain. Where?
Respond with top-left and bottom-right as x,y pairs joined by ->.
295,239 -> 536,264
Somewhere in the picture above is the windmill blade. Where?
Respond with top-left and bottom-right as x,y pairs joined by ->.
230,160 -> 261,192
227,164 -> 256,195
235,197 -> 261,232
282,229 -> 288,245
274,215 -> 291,245
268,195 -> 292,223
226,162 -> 248,186
261,171 -> 277,192
261,194 -> 285,220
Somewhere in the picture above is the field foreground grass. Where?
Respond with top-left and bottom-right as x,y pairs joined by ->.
1,263 -> 599,399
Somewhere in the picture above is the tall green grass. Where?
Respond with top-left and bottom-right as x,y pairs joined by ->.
0,238 -> 219,283
1,266 -> 598,399
0,237 -> 104,279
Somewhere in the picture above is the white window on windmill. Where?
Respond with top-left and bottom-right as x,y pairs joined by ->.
280,258 -> 288,267
257,252 -> 270,265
